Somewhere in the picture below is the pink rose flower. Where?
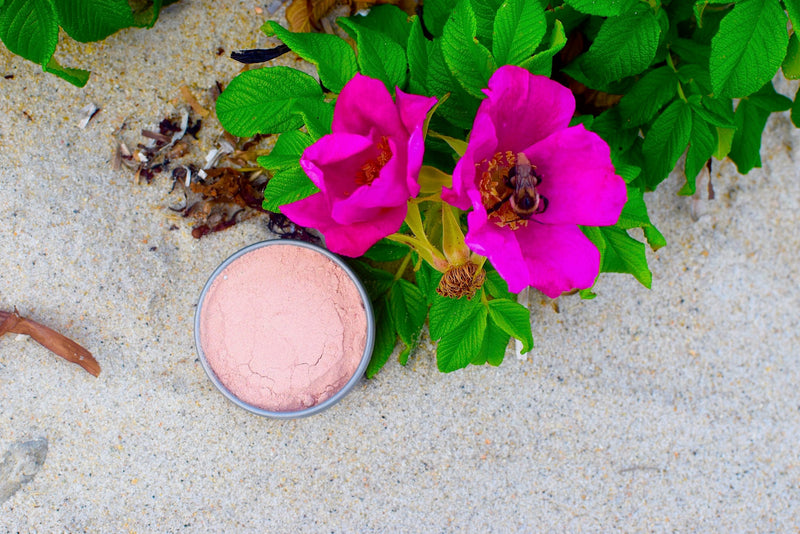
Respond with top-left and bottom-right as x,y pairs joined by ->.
443,65 -> 627,297
281,74 -> 437,257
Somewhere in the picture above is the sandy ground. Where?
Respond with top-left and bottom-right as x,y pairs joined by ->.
1,2 -> 799,531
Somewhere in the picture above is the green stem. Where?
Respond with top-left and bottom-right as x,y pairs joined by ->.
394,254 -> 412,281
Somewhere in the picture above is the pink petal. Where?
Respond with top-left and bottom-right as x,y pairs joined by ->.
395,90 -> 438,137
280,189 -> 332,230
323,205 -> 407,257
331,74 -> 403,137
525,125 -> 627,227
442,112 -> 498,210
464,189 -> 600,296
481,65 -> 575,155
301,133 -> 374,200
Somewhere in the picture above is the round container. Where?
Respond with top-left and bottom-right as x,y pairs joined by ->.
194,240 -> 375,418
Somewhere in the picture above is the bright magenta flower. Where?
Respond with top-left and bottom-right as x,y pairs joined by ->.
281,74 -> 437,257
443,65 -> 627,297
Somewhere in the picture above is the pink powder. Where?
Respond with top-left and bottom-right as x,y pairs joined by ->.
198,243 -> 368,412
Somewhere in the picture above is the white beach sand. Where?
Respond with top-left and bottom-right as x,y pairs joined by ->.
1,1 -> 799,530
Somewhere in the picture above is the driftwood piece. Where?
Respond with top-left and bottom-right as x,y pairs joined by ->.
0,310 -> 100,377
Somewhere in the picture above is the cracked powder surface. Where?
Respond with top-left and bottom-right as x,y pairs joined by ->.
199,244 -> 367,412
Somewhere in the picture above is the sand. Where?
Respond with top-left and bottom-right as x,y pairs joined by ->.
1,1 -> 799,530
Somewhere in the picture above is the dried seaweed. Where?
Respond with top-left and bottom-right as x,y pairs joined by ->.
285,0 -> 417,33
0,309 -> 99,377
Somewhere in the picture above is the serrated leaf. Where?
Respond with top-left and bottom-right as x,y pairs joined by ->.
728,98 -> 770,174
363,238 -> 410,262
295,98 -> 333,141
429,291 -> 482,340
783,33 -> 800,80
427,40 -> 481,129
348,260 -> 395,300
422,0 -> 459,37
342,4 -> 411,47
565,0 -> 638,16
618,66 -> 677,128
580,7 -> 661,85
389,279 -> 428,366
366,296 -> 396,378
0,0 -> 59,66
483,268 -> 514,300
616,185 -> 666,250
582,226 -> 652,288
747,82 -> 792,112
642,99 -> 692,190
471,0 -> 501,46
492,0 -> 546,66
262,166 -> 319,213
414,259 -> 443,305
709,0 -> 788,98
486,299 -> 533,353
473,316 -> 510,366
793,86 -> 800,128
53,0 -> 134,42
436,305 -> 487,372
257,130 -> 312,172
217,67 -> 324,137
691,96 -> 735,129
338,17 -> 407,92
519,19 -> 566,77
264,21 -> 357,94
441,0 -> 497,99
407,15 -> 433,94
785,0 -> 800,31
677,63 -> 712,94
681,112 -> 717,196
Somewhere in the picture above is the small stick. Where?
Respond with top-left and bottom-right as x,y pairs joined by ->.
0,310 -> 100,377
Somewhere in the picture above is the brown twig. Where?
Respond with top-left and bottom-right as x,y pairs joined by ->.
0,309 -> 100,377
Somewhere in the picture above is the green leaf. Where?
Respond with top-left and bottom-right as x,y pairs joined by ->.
366,295 -> 397,378
429,291 -> 482,340
691,96 -> 735,129
471,0 -> 502,46
348,260 -> 395,300
263,21 -> 357,94
363,239 -> 410,262
493,0 -> 546,66
216,67 -> 324,137
616,186 -> 666,250
486,299 -> 533,353
582,226 -> 652,289
564,0 -> 638,16
728,98 -> 770,174
782,32 -> 800,80
44,56 -> 89,86
294,99 -> 333,141
747,82 -> 792,112
473,317 -> 510,366
422,0 -> 459,37
0,0 -> 59,66
483,268 -> 514,300
681,112 -> 717,196
341,4 -> 411,47
338,17 -> 407,92
793,86 -> 800,128
414,259 -> 443,305
257,130 -> 312,172
389,279 -> 428,366
53,0 -> 134,43
642,99 -> 692,190
427,40 -> 481,129
709,0 -> 788,98
441,0 -> 497,99
580,7 -> 661,85
714,127 -> 734,160
262,166 -> 319,213
436,305 -> 487,372
519,19 -> 566,76
785,0 -> 800,31
617,66 -> 677,128
407,16 -> 433,94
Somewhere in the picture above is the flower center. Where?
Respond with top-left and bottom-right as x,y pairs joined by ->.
477,151 -> 546,229
436,262 -> 486,300
355,136 -> 392,186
